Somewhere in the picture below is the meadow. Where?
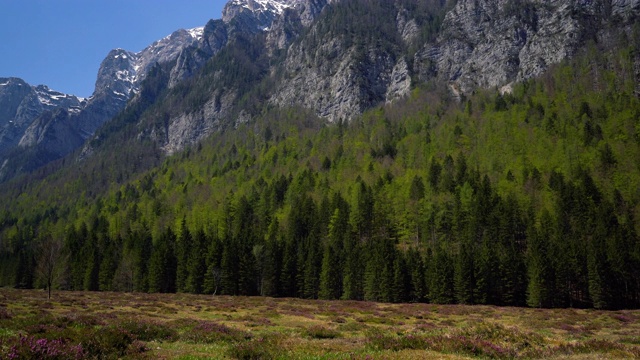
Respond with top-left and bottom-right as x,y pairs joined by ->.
0,288 -> 638,359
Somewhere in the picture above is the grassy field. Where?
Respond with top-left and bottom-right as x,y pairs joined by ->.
0,289 -> 638,359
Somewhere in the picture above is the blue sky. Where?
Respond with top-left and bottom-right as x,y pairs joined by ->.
0,1 -> 226,98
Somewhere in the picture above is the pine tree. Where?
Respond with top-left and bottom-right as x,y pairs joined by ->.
526,211 -> 555,308
133,225 -> 153,293
261,219 -> 282,297
342,240 -> 363,300
454,242 -> 475,304
186,229 -> 207,294
83,234 -> 100,291
148,227 -> 177,293
406,247 -> 426,302
176,218 -> 192,293
98,237 -> 120,291
392,252 -> 410,303
279,239 -> 298,297
429,245 -> 454,304
203,231 -> 223,295
319,208 -> 346,299
66,223 -> 87,290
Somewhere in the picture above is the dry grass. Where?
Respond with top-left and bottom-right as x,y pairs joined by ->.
0,288 -> 639,359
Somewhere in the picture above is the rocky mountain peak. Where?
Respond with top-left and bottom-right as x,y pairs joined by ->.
94,49 -> 139,99
135,27 -> 204,81
223,0 -> 297,30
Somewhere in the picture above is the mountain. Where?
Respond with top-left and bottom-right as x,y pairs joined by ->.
3,0 -> 640,182
1,0 -> 640,309
0,78 -> 82,160
0,27 -> 205,181
0,0 -> 324,182
415,0 -> 640,95
132,0 -> 640,156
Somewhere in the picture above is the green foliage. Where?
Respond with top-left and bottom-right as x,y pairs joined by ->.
1,39 -> 640,309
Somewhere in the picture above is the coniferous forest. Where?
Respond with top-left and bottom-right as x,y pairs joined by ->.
1,36 -> 640,310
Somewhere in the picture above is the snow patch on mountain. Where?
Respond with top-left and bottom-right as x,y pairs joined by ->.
34,85 -> 81,108
188,26 -> 205,40
228,0 -> 294,14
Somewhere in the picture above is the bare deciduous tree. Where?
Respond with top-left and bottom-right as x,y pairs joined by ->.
112,253 -> 135,292
211,267 -> 223,296
35,236 -> 67,300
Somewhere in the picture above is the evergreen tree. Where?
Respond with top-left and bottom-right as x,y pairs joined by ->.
98,237 -> 120,291
221,240 -> 240,295
406,247 -> 426,302
186,229 -> 207,294
83,235 -> 100,292
148,227 -> 177,293
176,218 -> 192,292
428,245 -> 454,304
526,211 -> 555,308
392,252 -> 410,303
133,225 -> 153,293
203,231 -> 223,295
454,242 -> 475,304
319,208 -> 346,299
261,219 -> 282,297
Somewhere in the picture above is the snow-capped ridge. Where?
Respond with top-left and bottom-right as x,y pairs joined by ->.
228,0 -> 294,14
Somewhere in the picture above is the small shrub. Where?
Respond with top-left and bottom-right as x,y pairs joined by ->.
332,316 -> 347,323
338,322 -> 369,332
227,336 -> 281,360
611,313 -> 635,323
0,335 -> 84,360
181,321 -> 249,344
366,329 -> 428,351
62,313 -> 103,327
304,325 -> 341,339
0,307 -> 13,320
551,339 -> 627,355
429,334 -> 517,359
238,315 -> 274,327
78,326 -> 135,358
117,320 -> 176,341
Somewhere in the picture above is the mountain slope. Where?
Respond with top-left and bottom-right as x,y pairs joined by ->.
0,78 -> 82,160
0,0 -> 639,309
415,0 -> 640,94
0,0 -> 326,183
127,0 -> 640,158
1,40 -> 639,308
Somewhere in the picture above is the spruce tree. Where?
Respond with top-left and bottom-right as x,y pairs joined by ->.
454,242 -> 475,304
186,229 -> 207,294
176,218 -> 192,293
526,211 -> 555,308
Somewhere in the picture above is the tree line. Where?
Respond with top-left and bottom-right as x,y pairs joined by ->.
3,162 -> 638,309
1,38 -> 639,310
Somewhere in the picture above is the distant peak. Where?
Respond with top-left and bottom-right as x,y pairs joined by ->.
187,26 -> 205,40
227,0 -> 295,14
222,0 -> 298,27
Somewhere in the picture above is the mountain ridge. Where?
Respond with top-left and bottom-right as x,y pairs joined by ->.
1,0 -> 639,182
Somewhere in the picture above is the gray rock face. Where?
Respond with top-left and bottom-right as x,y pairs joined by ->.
612,0 -> 640,19
0,78 -> 82,157
271,41 -> 399,122
386,58 -> 412,103
149,0 -> 333,153
136,28 -> 204,84
1,27 -> 206,181
266,0 -> 329,52
222,0 -> 297,30
158,90 -> 237,155
415,0 -> 640,94
396,7 -> 420,44
5,0 -> 640,180
269,1 -> 417,122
